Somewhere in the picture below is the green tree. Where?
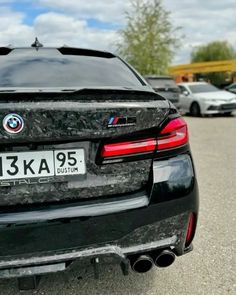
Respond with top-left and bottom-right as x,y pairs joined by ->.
116,0 -> 180,75
191,41 -> 236,86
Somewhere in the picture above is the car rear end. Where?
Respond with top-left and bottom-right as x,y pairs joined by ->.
0,47 -> 198,290
145,76 -> 181,109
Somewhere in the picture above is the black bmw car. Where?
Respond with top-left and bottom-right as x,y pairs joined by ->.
0,42 -> 199,290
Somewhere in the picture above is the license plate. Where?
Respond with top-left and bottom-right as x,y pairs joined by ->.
0,149 -> 86,181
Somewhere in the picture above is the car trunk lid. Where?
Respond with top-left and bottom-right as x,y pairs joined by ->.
0,90 -> 170,207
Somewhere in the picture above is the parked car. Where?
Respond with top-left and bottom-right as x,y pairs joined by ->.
0,42 -> 198,291
178,82 -> 236,116
144,76 -> 180,108
225,82 -> 236,94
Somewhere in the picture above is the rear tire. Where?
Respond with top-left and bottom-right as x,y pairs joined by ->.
190,102 -> 201,117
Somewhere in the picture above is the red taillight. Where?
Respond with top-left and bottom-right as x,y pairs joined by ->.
185,213 -> 196,247
101,138 -> 157,158
101,117 -> 188,158
157,117 -> 188,150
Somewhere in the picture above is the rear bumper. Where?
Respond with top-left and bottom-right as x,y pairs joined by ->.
0,154 -> 198,278
0,197 -> 197,278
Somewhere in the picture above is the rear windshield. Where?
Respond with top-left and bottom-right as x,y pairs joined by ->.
146,78 -> 177,89
0,49 -> 143,88
188,84 -> 219,93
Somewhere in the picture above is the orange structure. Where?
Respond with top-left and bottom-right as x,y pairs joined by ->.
169,59 -> 236,83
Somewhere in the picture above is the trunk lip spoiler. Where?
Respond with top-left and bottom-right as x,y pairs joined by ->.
0,86 -> 155,93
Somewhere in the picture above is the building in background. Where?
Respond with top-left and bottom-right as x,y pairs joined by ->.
169,60 -> 236,86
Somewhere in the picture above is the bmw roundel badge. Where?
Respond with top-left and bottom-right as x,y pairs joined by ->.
3,113 -> 24,134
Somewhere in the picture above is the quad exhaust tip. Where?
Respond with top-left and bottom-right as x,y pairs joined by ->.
130,255 -> 154,273
130,249 -> 176,273
154,250 -> 175,268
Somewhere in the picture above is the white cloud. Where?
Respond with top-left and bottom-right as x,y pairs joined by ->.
0,1 -> 236,64
0,9 -> 117,51
37,0 -> 236,63
34,12 -> 117,50
37,0 -> 130,24
164,0 -> 236,63
0,7 -> 34,46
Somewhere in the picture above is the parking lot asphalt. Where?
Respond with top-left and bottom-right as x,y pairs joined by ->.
0,115 -> 236,295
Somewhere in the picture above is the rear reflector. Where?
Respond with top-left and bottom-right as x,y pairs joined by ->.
185,213 -> 196,247
101,117 -> 188,159
101,138 -> 156,158
157,117 -> 188,150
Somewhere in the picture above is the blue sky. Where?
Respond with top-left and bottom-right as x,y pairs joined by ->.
0,0 -> 236,64
11,2 -> 48,26
8,1 -> 119,29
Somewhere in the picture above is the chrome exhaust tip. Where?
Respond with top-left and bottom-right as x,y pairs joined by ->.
154,250 -> 175,268
131,255 -> 154,273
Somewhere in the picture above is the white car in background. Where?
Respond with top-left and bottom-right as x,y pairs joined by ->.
178,82 -> 236,116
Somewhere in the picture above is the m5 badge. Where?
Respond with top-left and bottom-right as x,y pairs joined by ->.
108,116 -> 136,128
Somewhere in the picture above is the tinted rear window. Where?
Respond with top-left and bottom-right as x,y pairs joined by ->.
0,49 -> 142,88
146,78 -> 177,89
188,84 -> 219,93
